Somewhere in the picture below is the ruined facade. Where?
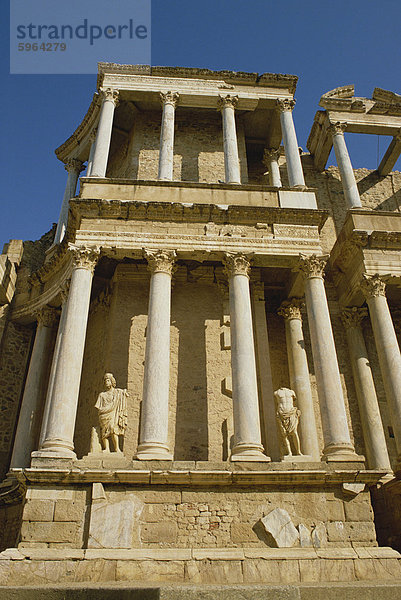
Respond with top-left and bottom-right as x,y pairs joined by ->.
1,64 -> 401,590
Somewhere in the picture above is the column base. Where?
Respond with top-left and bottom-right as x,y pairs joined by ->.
31,447 -> 76,460
230,443 -> 270,462
322,443 -> 365,463
281,454 -> 314,463
136,442 -> 173,461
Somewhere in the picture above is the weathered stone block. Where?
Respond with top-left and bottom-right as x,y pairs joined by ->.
261,508 -> 299,548
344,499 -> 374,522
53,500 -> 86,522
141,522 -> 178,544
23,499 -> 54,522
243,558 -> 301,583
230,523 -> 259,544
20,521 -> 78,543
88,495 -> 143,549
327,521 -> 376,543
116,559 -> 184,582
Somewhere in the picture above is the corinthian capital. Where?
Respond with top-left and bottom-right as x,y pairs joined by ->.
296,254 -> 328,280
278,298 -> 304,321
218,94 -> 239,110
341,306 -> 368,329
100,88 -> 119,107
35,306 -> 59,328
276,98 -> 296,112
328,121 -> 347,136
263,148 -> 280,166
160,91 -> 179,107
360,274 -> 390,299
64,158 -> 85,174
223,253 -> 251,278
144,249 -> 177,275
69,245 -> 101,273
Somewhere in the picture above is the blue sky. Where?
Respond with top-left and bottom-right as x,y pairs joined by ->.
1,0 -> 401,248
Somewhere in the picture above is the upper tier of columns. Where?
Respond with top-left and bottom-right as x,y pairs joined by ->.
329,122 -> 362,209
276,99 -> 305,188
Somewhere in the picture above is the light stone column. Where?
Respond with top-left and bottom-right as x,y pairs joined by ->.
341,307 -> 391,470
33,246 -> 100,459
278,299 -> 320,459
90,88 -> 119,178
86,128 -> 98,177
10,308 -> 58,469
277,99 -> 305,188
263,148 -> 282,188
297,255 -> 359,461
137,250 -> 176,460
329,122 -> 362,209
158,92 -> 179,181
53,159 -> 84,245
224,254 -> 269,461
360,274 -> 401,467
218,95 -> 241,184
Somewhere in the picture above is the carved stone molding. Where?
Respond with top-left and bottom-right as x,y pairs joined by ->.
69,245 -> 101,273
340,306 -> 368,329
144,249 -> 177,276
278,298 -> 304,321
89,127 -> 98,143
263,148 -> 280,166
328,121 -> 348,136
160,91 -> 179,107
360,274 -> 390,299
276,98 -> 296,112
64,158 -> 85,174
218,94 -> 239,110
100,88 -> 119,106
223,253 -> 251,278
35,306 -> 59,328
296,254 -> 329,279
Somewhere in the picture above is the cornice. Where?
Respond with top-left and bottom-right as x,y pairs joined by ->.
55,93 -> 101,163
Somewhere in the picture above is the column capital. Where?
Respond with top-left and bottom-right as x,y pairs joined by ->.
328,121 -> 348,137
296,254 -> 329,280
263,148 -> 280,165
223,253 -> 251,278
100,88 -> 119,107
160,91 -> 179,107
276,98 -> 296,112
360,273 -> 390,299
64,158 -> 85,174
35,306 -> 59,328
68,245 -> 101,273
341,306 -> 368,328
278,298 -> 304,321
218,94 -> 238,110
144,249 -> 177,275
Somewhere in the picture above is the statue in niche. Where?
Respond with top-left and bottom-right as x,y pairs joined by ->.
274,387 -> 302,457
94,373 -> 128,453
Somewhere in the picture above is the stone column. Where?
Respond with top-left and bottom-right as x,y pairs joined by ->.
361,274 -> 401,467
137,250 -> 176,460
297,255 -> 359,461
278,299 -> 320,459
90,88 -> 119,178
53,159 -> 84,245
86,128 -> 98,177
33,246 -> 100,459
10,308 -> 58,469
263,148 -> 282,187
277,99 -> 305,188
158,92 -> 179,181
224,254 -> 269,461
329,122 -> 362,209
218,95 -> 241,184
341,307 -> 391,470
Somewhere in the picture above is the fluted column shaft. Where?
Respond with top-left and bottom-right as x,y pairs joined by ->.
263,148 -> 282,188
361,275 -> 401,465
54,159 -> 84,245
341,307 -> 391,470
137,250 -> 176,460
329,122 -> 362,209
298,255 -> 357,460
219,95 -> 241,184
224,254 -> 269,461
277,99 -> 305,188
278,299 -> 320,459
158,92 -> 179,181
34,246 -> 100,459
90,88 -> 119,178
10,308 -> 58,468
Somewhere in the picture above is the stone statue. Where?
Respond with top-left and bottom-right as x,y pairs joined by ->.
274,387 -> 302,457
95,373 -> 128,452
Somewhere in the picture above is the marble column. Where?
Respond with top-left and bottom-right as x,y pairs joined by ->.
137,250 -> 176,460
341,307 -> 391,470
224,254 -> 269,461
360,274 -> 401,466
277,99 -> 305,188
10,308 -> 58,469
218,95 -> 241,184
90,88 -> 119,178
53,159 -> 84,245
278,299 -> 320,459
33,246 -> 100,459
297,255 -> 359,461
86,128 -> 98,177
263,148 -> 282,187
158,92 -> 179,181
329,122 -> 362,209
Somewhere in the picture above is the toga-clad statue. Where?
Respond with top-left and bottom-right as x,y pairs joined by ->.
95,373 -> 128,453
274,387 -> 302,457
